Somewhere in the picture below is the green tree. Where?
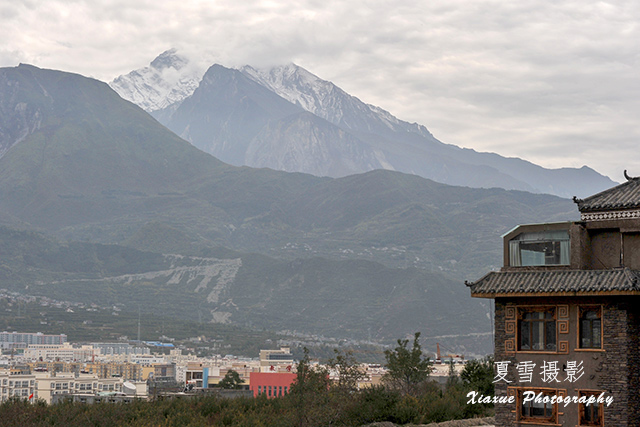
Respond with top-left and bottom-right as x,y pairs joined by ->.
327,348 -> 366,393
218,369 -> 244,389
460,355 -> 494,397
382,332 -> 432,396
288,347 -> 331,427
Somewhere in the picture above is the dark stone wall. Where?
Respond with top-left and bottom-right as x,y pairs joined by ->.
627,305 -> 640,427
598,302 -> 629,426
493,300 -> 516,426
492,296 -> 640,426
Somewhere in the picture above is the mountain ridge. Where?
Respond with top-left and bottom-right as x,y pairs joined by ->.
0,63 -> 582,354
110,50 -> 615,198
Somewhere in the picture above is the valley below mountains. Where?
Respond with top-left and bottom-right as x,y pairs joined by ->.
0,61 -> 583,356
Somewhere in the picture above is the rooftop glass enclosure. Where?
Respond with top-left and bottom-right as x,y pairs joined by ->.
509,230 -> 570,266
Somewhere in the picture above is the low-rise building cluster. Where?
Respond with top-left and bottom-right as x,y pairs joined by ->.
0,338 -> 413,405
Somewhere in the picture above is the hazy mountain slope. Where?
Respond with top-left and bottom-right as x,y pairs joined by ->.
0,64 -> 225,229
267,169 -> 577,277
0,64 -> 322,234
245,111 -> 384,177
0,226 -> 491,353
0,63 -> 576,278
240,64 -> 434,140
160,64 -> 387,177
240,63 -> 617,198
163,64 -> 303,166
0,64 -> 583,353
113,52 -> 615,197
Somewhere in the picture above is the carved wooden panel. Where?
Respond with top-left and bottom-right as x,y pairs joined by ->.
558,305 -> 569,319
558,341 -> 569,354
505,338 -> 516,354
505,320 -> 516,335
506,306 -> 516,320
558,320 -> 569,334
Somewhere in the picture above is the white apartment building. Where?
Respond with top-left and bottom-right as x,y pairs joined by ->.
259,347 -> 294,372
0,371 -> 36,402
1,369 -> 147,404
0,332 -> 67,349
25,343 -> 95,362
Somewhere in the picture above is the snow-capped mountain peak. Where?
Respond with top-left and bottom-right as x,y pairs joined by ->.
238,63 -> 434,140
109,49 -> 204,112
239,63 -> 337,119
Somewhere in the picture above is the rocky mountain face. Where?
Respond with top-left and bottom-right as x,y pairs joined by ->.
109,49 -> 202,115
0,66 -> 49,159
246,111 -> 384,177
162,64 -> 302,166
239,63 -> 435,140
113,51 -> 616,198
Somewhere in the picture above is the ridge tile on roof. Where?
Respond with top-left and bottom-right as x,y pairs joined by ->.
468,268 -> 640,295
575,174 -> 640,212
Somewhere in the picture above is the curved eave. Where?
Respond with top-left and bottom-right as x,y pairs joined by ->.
471,290 -> 640,299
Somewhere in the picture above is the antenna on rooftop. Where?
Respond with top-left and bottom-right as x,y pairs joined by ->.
137,306 -> 141,343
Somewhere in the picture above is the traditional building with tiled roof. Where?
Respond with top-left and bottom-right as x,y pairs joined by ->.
466,172 -> 640,427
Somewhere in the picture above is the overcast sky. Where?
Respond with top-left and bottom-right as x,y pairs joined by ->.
2,0 -> 638,181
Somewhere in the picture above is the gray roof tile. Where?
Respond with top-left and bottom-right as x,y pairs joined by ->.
467,268 -> 640,296
575,177 -> 640,212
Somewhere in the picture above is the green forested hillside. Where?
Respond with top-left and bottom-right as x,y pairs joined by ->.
0,227 -> 490,354
0,65 -> 578,355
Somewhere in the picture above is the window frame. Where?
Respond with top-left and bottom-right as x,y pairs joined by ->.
578,390 -> 604,427
517,306 -> 558,353
517,388 -> 559,425
508,230 -> 570,267
577,306 -> 604,351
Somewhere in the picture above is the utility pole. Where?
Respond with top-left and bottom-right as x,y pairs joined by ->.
138,306 -> 141,343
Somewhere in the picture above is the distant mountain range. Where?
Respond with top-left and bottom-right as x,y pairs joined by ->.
110,50 -> 616,199
0,63 -> 580,353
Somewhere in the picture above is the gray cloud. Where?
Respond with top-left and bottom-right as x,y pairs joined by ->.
2,0 -> 639,180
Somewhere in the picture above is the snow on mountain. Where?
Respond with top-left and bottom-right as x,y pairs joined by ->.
109,53 -> 616,198
238,63 -> 434,140
109,49 -> 203,113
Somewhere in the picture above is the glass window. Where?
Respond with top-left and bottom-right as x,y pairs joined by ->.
519,389 -> 556,424
519,308 -> 556,351
580,308 -> 602,349
579,391 -> 603,426
509,231 -> 570,266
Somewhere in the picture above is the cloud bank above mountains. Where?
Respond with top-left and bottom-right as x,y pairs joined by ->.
2,0 -> 639,180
